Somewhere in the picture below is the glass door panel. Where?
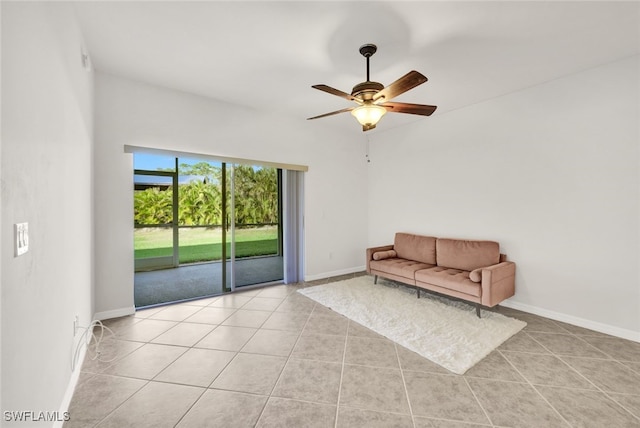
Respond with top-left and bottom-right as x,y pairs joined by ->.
134,171 -> 178,271
229,164 -> 284,288
176,158 -> 226,296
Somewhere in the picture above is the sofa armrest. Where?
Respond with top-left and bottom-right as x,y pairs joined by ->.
366,244 -> 394,273
480,261 -> 516,307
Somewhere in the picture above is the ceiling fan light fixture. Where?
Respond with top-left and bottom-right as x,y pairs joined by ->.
351,103 -> 387,127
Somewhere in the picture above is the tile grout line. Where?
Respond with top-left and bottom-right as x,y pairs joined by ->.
495,348 -> 574,427
170,384 -> 210,427
394,342 -> 417,428
333,320 -> 350,428
253,293 -> 316,427
190,293 -> 262,353
505,331 -> 579,425
229,287 -> 301,427
88,311 -> 191,427
601,394 -> 640,423
570,332 -> 619,360
89,379 -> 153,427
462,376 -> 496,427
94,291 -> 262,427
525,328 -> 640,423
555,353 -> 640,423
126,313 -> 207,427
75,288 -> 277,427
200,287 -> 295,426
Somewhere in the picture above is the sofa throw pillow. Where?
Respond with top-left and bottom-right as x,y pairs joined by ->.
469,268 -> 482,283
373,250 -> 397,260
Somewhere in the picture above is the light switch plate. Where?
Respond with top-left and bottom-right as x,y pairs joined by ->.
15,223 -> 29,256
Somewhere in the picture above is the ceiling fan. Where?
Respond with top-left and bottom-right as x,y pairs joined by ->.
307,44 -> 437,132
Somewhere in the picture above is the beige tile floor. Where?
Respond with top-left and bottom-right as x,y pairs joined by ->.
66,274 -> 640,427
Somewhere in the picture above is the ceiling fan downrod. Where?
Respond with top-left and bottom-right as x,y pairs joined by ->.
351,44 -> 384,101
359,43 -> 377,82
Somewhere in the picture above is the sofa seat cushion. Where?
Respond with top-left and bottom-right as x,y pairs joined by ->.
436,239 -> 500,271
415,266 -> 481,297
370,258 -> 435,280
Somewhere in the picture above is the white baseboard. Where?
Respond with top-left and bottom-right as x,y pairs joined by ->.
305,265 -> 366,282
54,343 -> 87,428
501,300 -> 640,343
94,306 -> 135,321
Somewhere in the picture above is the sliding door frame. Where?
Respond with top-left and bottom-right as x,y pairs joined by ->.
221,162 -> 229,292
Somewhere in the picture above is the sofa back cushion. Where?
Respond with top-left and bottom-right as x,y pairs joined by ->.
394,233 -> 437,265
436,238 -> 500,271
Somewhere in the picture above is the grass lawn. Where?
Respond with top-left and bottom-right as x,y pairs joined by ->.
135,226 -> 279,264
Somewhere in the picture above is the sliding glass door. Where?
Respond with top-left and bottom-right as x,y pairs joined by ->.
133,153 -> 284,306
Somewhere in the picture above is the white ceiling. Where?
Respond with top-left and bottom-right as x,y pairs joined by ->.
74,1 -> 640,133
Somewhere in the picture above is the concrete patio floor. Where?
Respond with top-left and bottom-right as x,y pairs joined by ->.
134,256 -> 284,307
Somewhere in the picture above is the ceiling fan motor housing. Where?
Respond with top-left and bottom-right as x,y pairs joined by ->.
351,81 -> 384,101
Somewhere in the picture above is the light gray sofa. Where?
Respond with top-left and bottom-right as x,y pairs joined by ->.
366,233 -> 516,317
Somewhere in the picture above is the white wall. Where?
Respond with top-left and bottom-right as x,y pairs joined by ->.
1,2 -> 94,422
93,73 -> 368,316
368,56 -> 640,339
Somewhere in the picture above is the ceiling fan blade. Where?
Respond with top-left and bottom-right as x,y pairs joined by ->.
307,107 -> 354,120
312,84 -> 359,102
373,71 -> 428,103
382,102 -> 437,116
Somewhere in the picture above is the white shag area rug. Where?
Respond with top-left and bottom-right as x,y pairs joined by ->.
298,276 -> 526,374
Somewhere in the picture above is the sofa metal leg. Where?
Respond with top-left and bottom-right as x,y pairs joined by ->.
374,275 -> 378,284
417,289 -> 420,299
476,304 -> 481,318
